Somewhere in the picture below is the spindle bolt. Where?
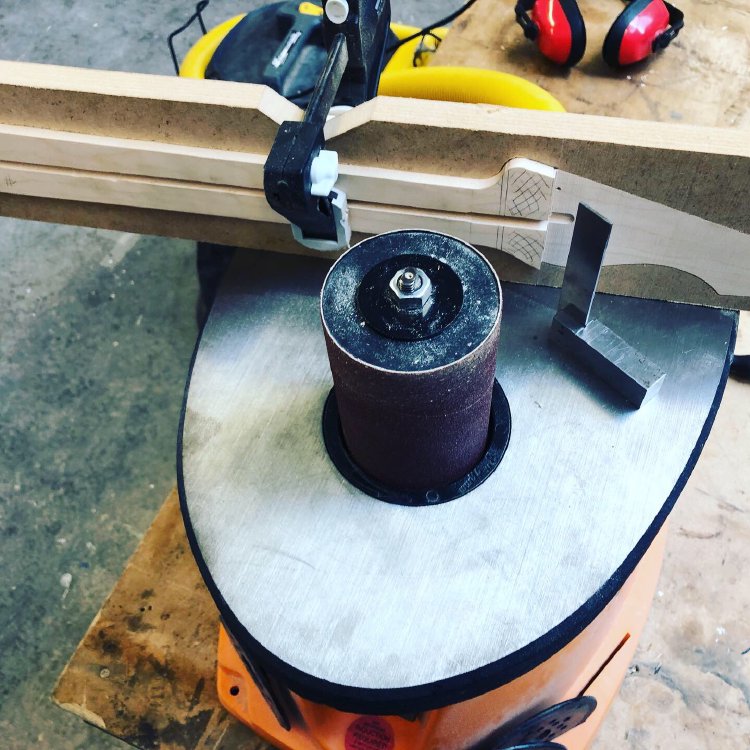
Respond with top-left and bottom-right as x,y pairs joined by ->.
388,267 -> 433,313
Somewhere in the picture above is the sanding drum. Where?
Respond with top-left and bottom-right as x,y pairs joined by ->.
320,230 -> 503,499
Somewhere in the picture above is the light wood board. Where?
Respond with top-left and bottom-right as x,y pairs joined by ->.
4,123 -> 747,306
0,129 -> 557,267
0,61 -> 748,308
0,59 -> 747,231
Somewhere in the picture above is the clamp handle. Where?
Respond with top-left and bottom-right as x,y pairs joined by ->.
264,1 -> 391,250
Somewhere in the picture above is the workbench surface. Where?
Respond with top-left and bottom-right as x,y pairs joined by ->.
54,0 -> 750,747
435,0 -> 749,126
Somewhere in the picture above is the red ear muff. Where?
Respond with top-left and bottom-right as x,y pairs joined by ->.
515,0 -> 587,67
602,0 -> 684,67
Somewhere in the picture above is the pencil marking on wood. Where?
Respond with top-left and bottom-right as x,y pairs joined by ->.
500,159 -> 555,223
503,228 -> 546,267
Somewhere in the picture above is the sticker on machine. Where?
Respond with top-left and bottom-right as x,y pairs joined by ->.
345,716 -> 395,750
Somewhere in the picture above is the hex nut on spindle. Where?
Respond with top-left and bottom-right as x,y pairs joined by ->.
388,267 -> 433,313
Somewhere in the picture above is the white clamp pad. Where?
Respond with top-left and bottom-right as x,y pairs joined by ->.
309,149 -> 339,198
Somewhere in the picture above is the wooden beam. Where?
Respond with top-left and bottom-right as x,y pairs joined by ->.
3,190 -> 747,310
3,122 -> 749,299
0,61 -> 747,229
0,61 -> 747,307
0,60 -> 295,152
326,96 -> 750,233
0,136 -> 557,266
0,124 -> 556,237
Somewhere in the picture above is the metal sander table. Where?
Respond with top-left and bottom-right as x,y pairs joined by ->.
173,246 -> 738,747
181,251 -> 733,709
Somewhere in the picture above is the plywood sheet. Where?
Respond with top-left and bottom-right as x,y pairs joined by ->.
53,488 -> 267,750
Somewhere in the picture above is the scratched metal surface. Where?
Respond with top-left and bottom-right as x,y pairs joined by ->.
180,250 -> 733,690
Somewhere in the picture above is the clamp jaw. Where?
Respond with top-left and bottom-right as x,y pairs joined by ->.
264,0 -> 391,251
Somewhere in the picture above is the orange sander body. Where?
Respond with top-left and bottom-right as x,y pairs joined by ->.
215,527 -> 666,750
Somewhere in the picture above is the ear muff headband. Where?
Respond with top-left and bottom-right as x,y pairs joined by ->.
602,0 -> 684,67
514,0 -> 586,67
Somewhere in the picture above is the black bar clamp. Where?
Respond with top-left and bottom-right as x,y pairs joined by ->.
264,0 -> 391,251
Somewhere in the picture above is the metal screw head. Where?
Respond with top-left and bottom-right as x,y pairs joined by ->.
388,267 -> 433,313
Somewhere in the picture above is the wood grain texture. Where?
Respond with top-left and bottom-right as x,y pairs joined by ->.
0,60 -> 747,306
546,172 -> 750,299
53,489 -> 268,750
0,61 -> 298,152
434,0 -> 750,129
0,124 -> 558,268
0,157 -> 556,262
0,117 -> 748,304
2,191 -> 747,310
0,59 -> 747,236
325,96 -> 750,233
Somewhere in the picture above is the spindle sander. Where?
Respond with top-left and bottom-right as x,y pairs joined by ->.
179,225 -> 735,750
176,2 -> 741,749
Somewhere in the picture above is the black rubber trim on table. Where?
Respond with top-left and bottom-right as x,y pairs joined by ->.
176,276 -> 738,716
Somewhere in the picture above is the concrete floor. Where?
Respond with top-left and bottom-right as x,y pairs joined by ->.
0,2 -> 457,748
